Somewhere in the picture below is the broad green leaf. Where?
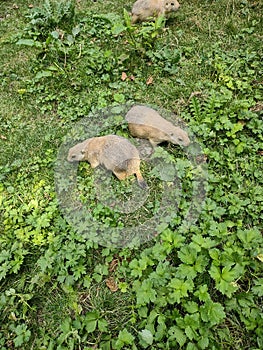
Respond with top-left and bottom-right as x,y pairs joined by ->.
117,328 -> 134,345
72,26 -> 81,37
186,342 -> 199,350
112,23 -> 127,35
237,228 -> 262,245
209,264 -> 221,282
155,322 -> 166,341
191,234 -> 217,250
139,329 -> 153,345
168,278 -> 194,303
51,30 -> 60,39
84,311 -> 99,333
200,301 -> 226,325
16,39 -> 38,47
134,280 -> 157,305
221,264 -> 243,282
218,279 -> 238,297
194,284 -> 210,302
178,246 -> 197,265
252,278 -> 263,296
176,264 -> 197,280
183,301 -> 199,314
98,319 -> 108,332
185,325 -> 197,340
85,319 -> 97,333
34,70 -> 53,81
198,336 -> 209,349
168,326 -> 186,346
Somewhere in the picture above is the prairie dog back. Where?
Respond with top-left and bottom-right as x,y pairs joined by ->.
131,0 -> 180,23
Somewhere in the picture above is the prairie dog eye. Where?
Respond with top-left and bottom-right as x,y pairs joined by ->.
81,149 -> 85,154
171,2 -> 175,5
71,154 -> 76,159
178,137 -> 183,142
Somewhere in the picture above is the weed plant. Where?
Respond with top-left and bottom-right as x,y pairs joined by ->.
0,0 -> 262,349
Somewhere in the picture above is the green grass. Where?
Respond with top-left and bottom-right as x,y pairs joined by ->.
0,0 -> 263,349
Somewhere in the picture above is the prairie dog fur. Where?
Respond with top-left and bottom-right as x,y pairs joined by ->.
125,105 -> 190,147
67,135 -> 147,188
131,0 -> 180,24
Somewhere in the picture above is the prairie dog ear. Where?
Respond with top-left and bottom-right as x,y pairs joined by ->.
82,139 -> 91,153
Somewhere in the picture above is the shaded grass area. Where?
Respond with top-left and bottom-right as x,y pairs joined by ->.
0,0 -> 263,349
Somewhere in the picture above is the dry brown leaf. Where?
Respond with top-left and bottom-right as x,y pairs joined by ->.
188,91 -> 203,100
0,135 -> 7,140
250,102 -> 263,112
106,277 -> 118,292
146,76 -> 153,85
121,72 -> 127,81
109,258 -> 119,273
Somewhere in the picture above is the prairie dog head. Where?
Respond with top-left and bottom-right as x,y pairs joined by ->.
169,127 -> 190,147
164,0 -> 180,13
67,139 -> 90,162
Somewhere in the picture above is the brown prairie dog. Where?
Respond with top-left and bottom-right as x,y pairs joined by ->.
131,0 -> 180,24
125,105 -> 190,147
67,135 -> 147,189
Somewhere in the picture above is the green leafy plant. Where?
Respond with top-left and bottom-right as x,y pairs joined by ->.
26,0 -> 76,39
1,0 -> 263,349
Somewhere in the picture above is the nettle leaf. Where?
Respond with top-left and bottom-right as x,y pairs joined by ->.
200,301 -> 226,325
139,329 -> 153,345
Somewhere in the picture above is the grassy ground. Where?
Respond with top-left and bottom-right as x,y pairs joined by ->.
0,0 -> 263,349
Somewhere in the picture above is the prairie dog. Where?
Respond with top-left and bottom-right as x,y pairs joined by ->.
67,135 -> 147,188
131,0 -> 180,24
125,105 -> 190,147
